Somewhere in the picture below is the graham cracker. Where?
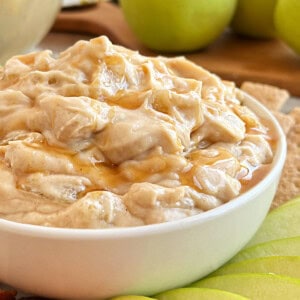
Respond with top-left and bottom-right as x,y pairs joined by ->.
241,81 -> 294,135
271,107 -> 300,209
271,111 -> 295,135
241,81 -> 290,111
241,81 -> 299,208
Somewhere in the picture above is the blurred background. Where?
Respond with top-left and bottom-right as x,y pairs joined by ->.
1,0 -> 299,99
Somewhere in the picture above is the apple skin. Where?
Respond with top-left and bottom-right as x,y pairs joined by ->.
274,0 -> 300,54
230,236 -> 300,263
192,273 -> 300,299
110,296 -> 155,300
211,256 -> 300,279
155,287 -> 248,300
245,197 -> 300,248
276,196 -> 300,208
231,0 -> 277,39
120,0 -> 237,52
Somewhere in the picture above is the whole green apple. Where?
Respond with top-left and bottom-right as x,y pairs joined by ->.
120,0 -> 237,52
274,0 -> 300,54
231,0 -> 277,38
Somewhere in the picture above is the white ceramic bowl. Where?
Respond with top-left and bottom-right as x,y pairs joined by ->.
0,0 -> 61,64
0,91 -> 286,299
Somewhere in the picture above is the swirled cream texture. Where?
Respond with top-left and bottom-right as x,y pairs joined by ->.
0,36 -> 275,228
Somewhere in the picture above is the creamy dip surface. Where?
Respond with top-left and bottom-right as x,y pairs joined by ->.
0,36 -> 276,228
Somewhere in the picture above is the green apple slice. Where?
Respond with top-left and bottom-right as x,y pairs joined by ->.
212,256 -> 300,278
192,273 -> 300,300
230,236 -> 300,263
246,198 -> 300,248
280,196 -> 300,208
155,287 -> 249,300
110,296 -> 155,300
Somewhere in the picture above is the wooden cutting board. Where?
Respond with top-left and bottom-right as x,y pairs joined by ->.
53,2 -> 300,96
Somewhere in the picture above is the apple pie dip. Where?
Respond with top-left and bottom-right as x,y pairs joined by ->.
0,36 -> 276,228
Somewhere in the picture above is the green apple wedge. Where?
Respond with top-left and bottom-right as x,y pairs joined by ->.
211,256 -> 300,278
231,0 -> 277,38
120,0 -> 237,52
229,236 -> 300,263
274,0 -> 300,54
246,197 -> 300,248
110,296 -> 155,300
192,273 -> 300,300
155,287 -> 249,300
276,195 -> 300,208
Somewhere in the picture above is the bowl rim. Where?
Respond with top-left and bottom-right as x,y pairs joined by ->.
0,90 -> 287,240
